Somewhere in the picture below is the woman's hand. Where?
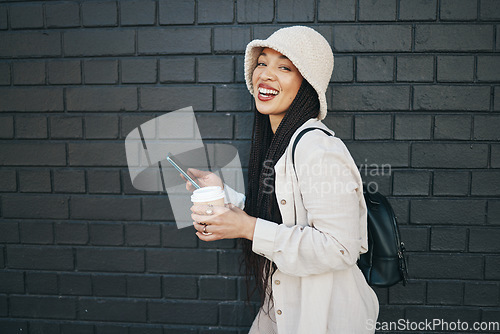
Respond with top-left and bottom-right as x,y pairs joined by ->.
181,168 -> 223,192
191,203 -> 257,241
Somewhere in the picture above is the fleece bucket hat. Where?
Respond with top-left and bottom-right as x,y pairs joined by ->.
244,26 -> 334,120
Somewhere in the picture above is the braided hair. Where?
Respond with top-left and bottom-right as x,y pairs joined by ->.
241,78 -> 320,311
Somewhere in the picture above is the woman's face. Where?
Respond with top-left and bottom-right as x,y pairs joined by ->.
252,48 -> 303,120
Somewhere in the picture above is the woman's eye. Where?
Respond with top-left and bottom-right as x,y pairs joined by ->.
280,66 -> 291,71
257,62 -> 266,67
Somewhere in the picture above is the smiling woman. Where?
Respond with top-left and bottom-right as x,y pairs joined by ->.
186,26 -> 379,334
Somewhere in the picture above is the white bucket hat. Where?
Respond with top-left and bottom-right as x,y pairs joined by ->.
244,26 -> 334,120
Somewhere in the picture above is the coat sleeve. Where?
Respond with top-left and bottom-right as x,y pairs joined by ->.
252,133 -> 367,277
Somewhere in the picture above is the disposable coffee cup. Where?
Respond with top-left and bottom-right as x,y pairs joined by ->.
191,186 -> 225,207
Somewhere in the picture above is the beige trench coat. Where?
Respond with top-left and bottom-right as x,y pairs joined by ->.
225,118 -> 379,334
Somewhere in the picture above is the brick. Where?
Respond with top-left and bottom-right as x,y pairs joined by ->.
161,223 -> 198,248
71,197 -> 140,220
437,56 -> 474,83
218,250 -> 241,275
433,171 -> 469,196
47,60 -> 82,84
93,274 -> 127,297
53,169 -> 85,193
200,276 -> 237,300
138,27 -> 211,54
415,24 -> 493,51
0,248 -> 3,269
276,0 -> 315,22
0,5 -> 7,30
0,62 -> 10,85
147,249 -> 217,274
11,296 -> 76,319
12,61 -> 45,85
149,300 -> 218,324
82,1 -> 117,27
163,275 -> 197,298
330,56 -> 353,82
414,85 -> 490,111
64,30 -> 134,56
0,142 -> 66,166
477,56 -> 500,82
0,116 -> 13,139
359,0 -> 396,21
394,115 -> 431,140
427,281 -> 463,305
388,281 -> 425,304
95,325 -> 128,334
0,271 -> 24,293
55,222 -> 88,245
77,248 -> 144,272
347,142 -> 409,167
430,227 -> 467,251
85,114 -> 119,139
0,169 -> 16,192
333,25 -> 411,52
15,116 -> 47,139
122,58 -> 156,83
318,0 -> 355,21
399,226 -> 428,252
237,0 -> 273,23
496,86 -> 500,111
354,114 -> 392,140
20,221 -> 53,244
412,143 -> 488,168
127,275 -> 161,297
411,199 -> 485,225
198,0 -> 233,23
480,0 -> 500,20
0,31 -> 61,57
60,323 -> 93,334
216,85 -> 252,111
440,0 -> 477,21
235,112 -> 254,139
126,224 -> 160,246
410,254 -> 483,279
472,171 -> 500,196
142,197 -> 175,221
84,59 -> 118,84
396,56 -> 434,82
140,86 -> 212,111
69,142 -> 128,166
3,195 -> 68,219
195,113 -> 234,139
59,273 -> 92,295
464,282 -> 498,306
50,116 -> 83,139
121,114 -> 156,139
79,298 -> 147,322
485,256 -> 500,279
214,27 -> 251,53
234,56 -> 245,83
46,1 -> 80,28
474,115 -> 500,140
10,4 -> 43,29
159,57 -> 195,82
399,0 -> 437,20
7,245 -> 74,270
332,86 -> 410,111
488,200 -> 500,224
492,144 -> 500,168
356,56 -> 393,82
26,272 -> 58,295
393,171 -> 430,196
159,0 -> 195,24
0,321 -> 28,333
198,56 -> 234,83
29,323 -> 60,334
88,169 -> 121,194
434,115 -> 471,140
89,223 -> 123,246
469,228 -> 500,252
0,88 -> 64,112
129,327 -> 162,334
0,222 -> 19,243
121,0 -> 156,26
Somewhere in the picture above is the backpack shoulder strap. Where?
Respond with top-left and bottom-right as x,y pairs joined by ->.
291,127 -> 332,167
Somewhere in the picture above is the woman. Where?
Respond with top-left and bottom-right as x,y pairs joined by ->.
188,26 -> 379,333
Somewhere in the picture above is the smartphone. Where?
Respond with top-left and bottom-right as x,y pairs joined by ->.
166,153 -> 201,189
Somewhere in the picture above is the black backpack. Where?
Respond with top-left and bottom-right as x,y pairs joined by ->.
291,127 -> 408,287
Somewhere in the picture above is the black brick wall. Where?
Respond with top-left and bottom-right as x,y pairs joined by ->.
0,0 -> 499,333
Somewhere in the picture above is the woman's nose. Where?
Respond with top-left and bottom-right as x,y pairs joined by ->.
260,66 -> 276,80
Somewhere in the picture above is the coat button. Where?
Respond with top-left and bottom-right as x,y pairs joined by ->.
274,280 -> 280,285
277,309 -> 282,315
280,199 -> 286,205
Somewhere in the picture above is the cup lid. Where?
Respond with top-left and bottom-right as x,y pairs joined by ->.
191,186 -> 225,203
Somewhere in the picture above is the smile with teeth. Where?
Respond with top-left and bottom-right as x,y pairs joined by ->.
258,87 -> 279,97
